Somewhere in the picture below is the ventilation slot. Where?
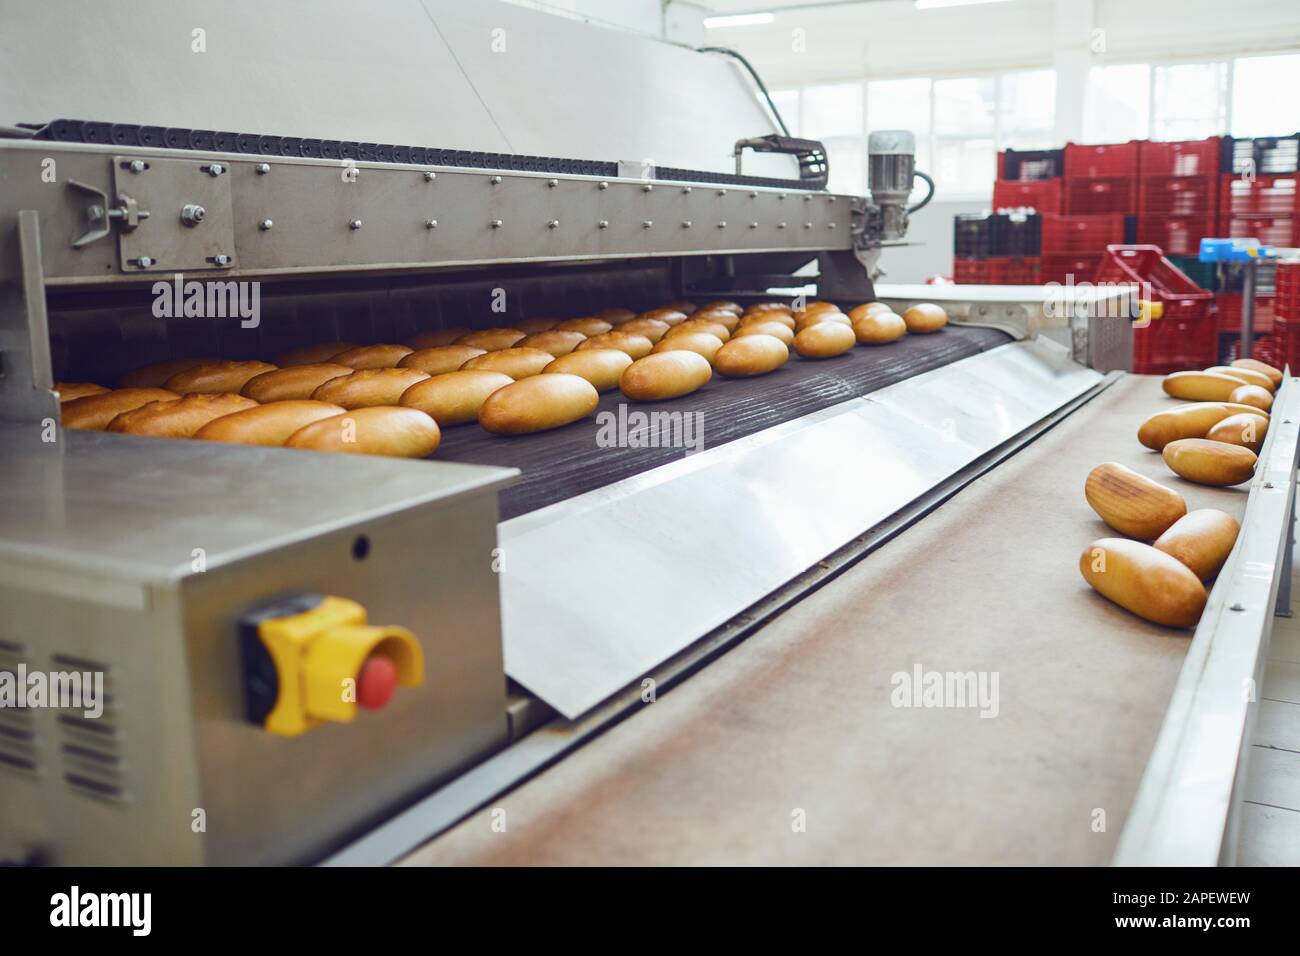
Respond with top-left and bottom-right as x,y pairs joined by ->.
0,640 -> 38,776
51,653 -> 126,803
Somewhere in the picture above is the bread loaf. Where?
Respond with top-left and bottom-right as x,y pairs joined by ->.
479,373 -> 599,433
119,357 -> 217,388
194,400 -> 346,446
543,349 -> 633,391
462,347 -> 555,379
285,406 -> 441,458
164,360 -> 277,394
713,334 -> 789,377
311,368 -> 431,408
242,364 -> 352,402
329,344 -> 414,369
398,345 -> 488,376
399,370 -> 513,425
62,388 -> 179,430
107,392 -> 258,438
620,351 -> 712,401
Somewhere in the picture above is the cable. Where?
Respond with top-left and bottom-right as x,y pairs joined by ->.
696,46 -> 792,138
909,170 -> 936,214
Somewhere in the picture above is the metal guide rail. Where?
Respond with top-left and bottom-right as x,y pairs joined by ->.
0,139 -> 854,285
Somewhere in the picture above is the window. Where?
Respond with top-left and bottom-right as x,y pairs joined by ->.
999,70 -> 1057,150
1152,63 -> 1228,140
800,83 -> 865,196
1084,63 -> 1151,142
1232,54 -> 1300,137
933,77 -> 996,195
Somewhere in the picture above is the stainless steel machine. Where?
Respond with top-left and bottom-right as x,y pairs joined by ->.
0,0 -> 1294,867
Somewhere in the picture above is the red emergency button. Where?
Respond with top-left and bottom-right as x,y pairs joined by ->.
357,654 -> 398,710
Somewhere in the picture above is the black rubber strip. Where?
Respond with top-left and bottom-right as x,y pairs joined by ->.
436,325 -> 1012,519
33,118 -> 827,191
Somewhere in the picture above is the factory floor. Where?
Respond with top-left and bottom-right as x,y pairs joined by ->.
1238,574 -> 1300,865
402,375 -> 1261,866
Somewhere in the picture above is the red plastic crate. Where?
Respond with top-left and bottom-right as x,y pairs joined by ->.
1223,213 -> 1297,247
1039,254 -> 1101,285
1042,213 -> 1126,253
1135,214 -> 1217,256
953,257 -> 989,284
1277,261 -> 1300,320
1216,292 -> 1276,334
993,256 -> 1041,284
1096,245 -> 1216,372
992,178 -> 1061,214
952,256 -> 1041,285
1220,174 -> 1299,216
1137,175 -> 1218,216
1065,142 -> 1140,179
1064,176 -> 1135,215
1138,138 -> 1221,178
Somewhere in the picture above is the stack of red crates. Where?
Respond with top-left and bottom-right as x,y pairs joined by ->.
1096,245 -> 1216,374
1273,261 -> 1300,370
1219,174 -> 1299,247
1037,143 -> 1136,283
1064,141 -> 1139,215
1136,138 -> 1220,257
1040,212 -> 1126,284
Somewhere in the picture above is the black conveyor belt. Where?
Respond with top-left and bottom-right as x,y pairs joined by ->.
437,325 -> 1012,519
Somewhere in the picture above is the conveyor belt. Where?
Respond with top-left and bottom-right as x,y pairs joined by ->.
402,374 -> 1251,865
437,325 -> 1011,519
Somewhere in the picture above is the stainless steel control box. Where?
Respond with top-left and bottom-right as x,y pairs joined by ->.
0,426 -> 514,865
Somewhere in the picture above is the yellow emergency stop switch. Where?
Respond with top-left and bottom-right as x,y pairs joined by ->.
240,595 -> 424,737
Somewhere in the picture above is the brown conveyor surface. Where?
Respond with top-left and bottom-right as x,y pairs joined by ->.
401,374 -> 1252,865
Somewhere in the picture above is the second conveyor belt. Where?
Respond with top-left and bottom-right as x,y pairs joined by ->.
435,324 -> 1010,519
400,374 -> 1251,865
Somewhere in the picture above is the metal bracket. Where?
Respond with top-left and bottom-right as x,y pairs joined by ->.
66,179 -> 150,248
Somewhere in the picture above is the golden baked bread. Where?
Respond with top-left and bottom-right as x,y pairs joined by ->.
399,370 -> 514,426
329,344 -> 414,369
55,382 -> 109,403
902,303 -> 948,333
555,317 -> 614,336
651,332 -> 724,361
713,334 -> 789,377
734,321 -> 795,346
194,400 -> 346,446
242,364 -> 352,402
119,357 -> 217,388
461,347 -> 555,379
634,309 -> 688,327
620,351 -> 712,401
164,360 -> 277,394
852,310 -> 907,344
479,373 -> 599,434
285,406 -> 441,458
543,349 -> 633,392
107,392 -> 258,438
398,345 -> 488,375
793,322 -> 856,358
62,388 -> 179,430
311,368 -> 431,408
618,318 -> 671,342
575,332 -> 654,359
516,330 -> 587,357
